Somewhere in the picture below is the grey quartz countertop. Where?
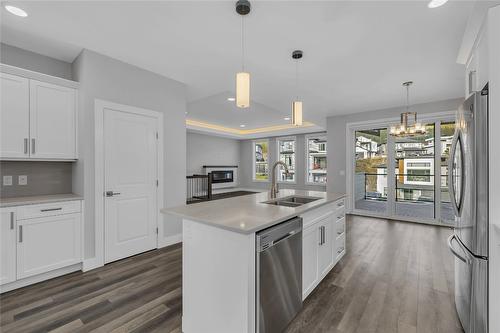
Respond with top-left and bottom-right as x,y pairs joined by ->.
161,189 -> 346,234
0,194 -> 84,208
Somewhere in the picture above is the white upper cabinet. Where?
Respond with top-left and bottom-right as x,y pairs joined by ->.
29,80 -> 76,159
0,73 -> 30,159
0,69 -> 77,160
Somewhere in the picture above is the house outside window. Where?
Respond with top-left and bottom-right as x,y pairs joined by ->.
277,137 -> 296,182
253,140 -> 269,181
306,135 -> 327,184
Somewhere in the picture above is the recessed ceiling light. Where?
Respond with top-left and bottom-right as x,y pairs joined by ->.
284,117 -> 291,121
4,5 -> 28,17
428,0 -> 448,8
240,124 -> 246,128
227,97 -> 235,102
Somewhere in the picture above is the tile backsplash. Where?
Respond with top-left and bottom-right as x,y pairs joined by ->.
0,161 -> 73,198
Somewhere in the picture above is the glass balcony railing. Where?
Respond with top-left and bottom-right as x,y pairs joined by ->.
354,173 -> 454,222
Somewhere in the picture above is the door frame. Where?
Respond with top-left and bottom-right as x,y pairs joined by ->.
94,99 -> 164,268
345,110 -> 455,226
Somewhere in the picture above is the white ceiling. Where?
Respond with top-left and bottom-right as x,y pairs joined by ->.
1,1 -> 473,131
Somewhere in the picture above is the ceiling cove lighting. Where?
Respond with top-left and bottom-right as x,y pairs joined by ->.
4,5 -> 28,17
291,50 -> 303,126
235,0 -> 251,108
390,81 -> 427,137
428,0 -> 449,8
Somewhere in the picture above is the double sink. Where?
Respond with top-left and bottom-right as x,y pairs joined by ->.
262,195 -> 321,208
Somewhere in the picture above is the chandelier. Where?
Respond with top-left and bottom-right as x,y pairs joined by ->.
390,81 -> 426,137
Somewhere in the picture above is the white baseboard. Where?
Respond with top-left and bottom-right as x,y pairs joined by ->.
1,263 -> 82,293
82,257 -> 104,272
158,233 -> 182,248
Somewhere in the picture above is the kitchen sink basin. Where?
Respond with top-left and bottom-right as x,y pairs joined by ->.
265,201 -> 302,207
280,196 -> 321,204
262,195 -> 321,207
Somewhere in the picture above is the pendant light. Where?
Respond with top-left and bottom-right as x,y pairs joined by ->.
292,50 -> 303,126
390,81 -> 427,137
235,0 -> 251,108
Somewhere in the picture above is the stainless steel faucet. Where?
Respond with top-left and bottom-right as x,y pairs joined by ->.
270,161 -> 289,198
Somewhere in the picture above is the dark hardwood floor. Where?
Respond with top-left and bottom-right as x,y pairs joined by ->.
0,215 -> 464,333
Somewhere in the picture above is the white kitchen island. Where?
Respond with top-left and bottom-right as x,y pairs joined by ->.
161,189 -> 346,333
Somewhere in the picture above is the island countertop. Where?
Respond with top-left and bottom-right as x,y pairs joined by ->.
161,189 -> 346,234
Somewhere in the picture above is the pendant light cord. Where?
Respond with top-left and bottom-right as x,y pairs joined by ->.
295,58 -> 299,100
241,16 -> 245,71
406,84 -> 410,113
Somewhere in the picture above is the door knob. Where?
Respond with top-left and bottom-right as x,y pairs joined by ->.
105,191 -> 121,197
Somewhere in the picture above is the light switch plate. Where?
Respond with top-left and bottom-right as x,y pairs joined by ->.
18,175 -> 28,186
3,175 -> 13,186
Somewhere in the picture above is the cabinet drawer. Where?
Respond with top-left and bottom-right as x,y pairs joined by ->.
334,198 -> 345,210
335,218 -> 345,238
301,203 -> 335,229
335,234 -> 346,260
17,201 -> 81,220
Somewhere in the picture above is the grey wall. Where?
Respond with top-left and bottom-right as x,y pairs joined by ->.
0,162 -> 73,198
72,49 -> 186,259
326,98 -> 463,194
239,133 -> 327,192
186,132 -> 240,175
0,43 -> 73,80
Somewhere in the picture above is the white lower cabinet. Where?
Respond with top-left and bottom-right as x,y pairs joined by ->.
302,223 -> 319,298
0,200 -> 83,291
0,208 -> 17,285
301,199 -> 346,300
17,213 -> 81,279
318,215 -> 334,278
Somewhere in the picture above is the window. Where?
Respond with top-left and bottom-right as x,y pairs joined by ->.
253,140 -> 269,181
306,135 -> 327,184
277,137 -> 296,182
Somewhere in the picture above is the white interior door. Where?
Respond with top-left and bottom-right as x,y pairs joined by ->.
104,108 -> 158,263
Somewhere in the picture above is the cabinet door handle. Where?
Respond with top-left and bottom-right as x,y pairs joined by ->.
10,212 -> 15,230
323,226 -> 326,244
337,229 -> 343,235
31,138 -> 36,154
319,227 -> 322,246
24,138 -> 29,154
40,207 -> 62,212
19,225 -> 23,243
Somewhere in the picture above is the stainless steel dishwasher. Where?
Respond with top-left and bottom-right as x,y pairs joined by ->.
256,217 -> 302,333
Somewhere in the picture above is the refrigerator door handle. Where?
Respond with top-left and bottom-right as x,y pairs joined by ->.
448,132 -> 462,217
448,234 -> 470,264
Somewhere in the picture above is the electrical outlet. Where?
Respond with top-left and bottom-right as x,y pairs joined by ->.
18,175 -> 28,186
3,175 -> 13,186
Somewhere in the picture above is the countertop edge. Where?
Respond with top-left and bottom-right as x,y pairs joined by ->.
161,193 -> 346,234
0,194 -> 84,208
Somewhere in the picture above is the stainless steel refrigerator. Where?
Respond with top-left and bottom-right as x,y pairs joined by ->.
447,85 -> 489,333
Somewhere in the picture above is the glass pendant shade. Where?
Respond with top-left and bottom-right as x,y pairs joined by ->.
292,101 -> 303,126
236,72 -> 250,108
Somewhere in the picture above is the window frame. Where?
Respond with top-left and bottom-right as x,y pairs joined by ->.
252,139 -> 270,182
276,136 -> 297,184
305,133 -> 328,185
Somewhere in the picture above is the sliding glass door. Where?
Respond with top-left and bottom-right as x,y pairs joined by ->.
354,129 -> 388,214
394,123 -> 435,219
351,119 -> 455,224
